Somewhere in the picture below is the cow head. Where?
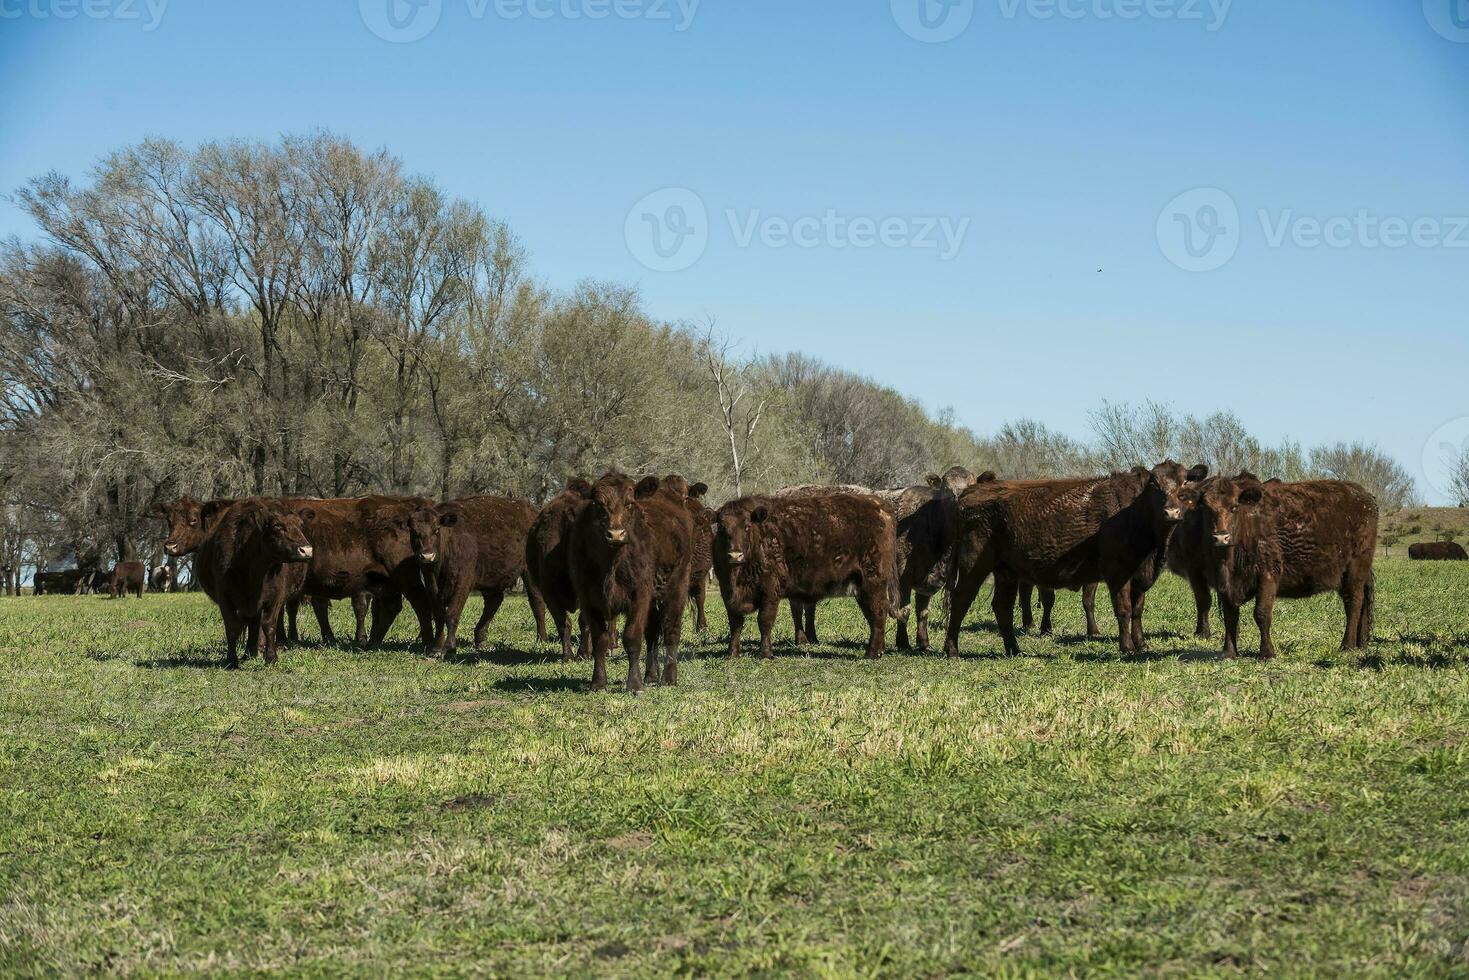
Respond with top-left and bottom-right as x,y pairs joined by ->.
714,498 -> 771,567
1141,460 -> 1210,528
159,497 -> 207,557
927,466 -> 983,497
407,505 -> 459,565
1184,476 -> 1265,550
661,474 -> 690,498
582,473 -> 650,549
257,506 -> 314,563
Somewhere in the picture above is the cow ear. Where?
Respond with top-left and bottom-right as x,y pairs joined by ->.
1265,478 -> 1283,485
1239,486 -> 1264,506
750,505 -> 768,524
440,510 -> 460,526
689,482 -> 709,499
634,476 -> 661,499
926,474 -> 942,488
1236,470 -> 1259,483
977,471 -> 997,483
1186,464 -> 1209,482
568,478 -> 593,498
299,507 -> 316,523
1178,487 -> 1200,507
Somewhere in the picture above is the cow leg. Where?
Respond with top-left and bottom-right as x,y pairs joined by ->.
857,585 -> 887,660
468,589 -> 502,649
1189,572 -> 1213,639
523,571 -> 548,643
578,611 -> 592,660
691,574 -> 708,632
1253,579 -> 1278,659
992,574 -> 1022,656
351,593 -> 371,646
913,591 -> 933,652
1355,573 -> 1375,649
221,608 -> 244,670
1110,580 -> 1135,654
624,601 -> 650,693
1220,599 -> 1240,659
306,596 -> 333,644
727,608 -> 746,659
546,596 -> 574,662
1018,582 -> 1035,631
1039,588 -> 1056,636
587,611 -> 611,692
790,599 -> 808,646
406,592 -> 435,646
944,556 -> 991,659
643,608 -> 662,686
804,601 -> 819,645
1131,589 -> 1148,652
245,618 -> 261,662
1082,583 -> 1101,637
261,597 -> 286,666
895,585 -> 913,650
661,601 -> 684,686
758,599 -> 779,659
369,592 -> 403,646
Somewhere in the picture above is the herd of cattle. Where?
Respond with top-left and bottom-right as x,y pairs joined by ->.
20,461 -> 1463,686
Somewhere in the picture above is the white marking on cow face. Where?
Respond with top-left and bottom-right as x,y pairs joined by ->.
726,551 -> 745,565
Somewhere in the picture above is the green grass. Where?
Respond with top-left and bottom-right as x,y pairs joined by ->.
2,564 -> 1469,976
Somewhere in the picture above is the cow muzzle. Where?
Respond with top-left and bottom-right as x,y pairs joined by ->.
727,551 -> 745,565
606,529 -> 628,545
296,545 -> 314,560
419,551 -> 437,563
1164,507 -> 1183,522
1212,533 -> 1232,547
164,543 -> 181,556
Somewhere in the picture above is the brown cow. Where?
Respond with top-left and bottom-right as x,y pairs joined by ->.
773,466 -> 977,652
1180,476 -> 1378,659
158,496 -> 414,646
109,561 -> 145,599
1166,473 -> 1283,639
525,479 -> 593,662
195,499 -> 314,668
406,495 -> 545,655
33,569 -> 84,595
713,493 -> 900,660
570,474 -> 694,692
662,475 -> 714,631
944,461 -> 1209,657
1409,541 -> 1468,561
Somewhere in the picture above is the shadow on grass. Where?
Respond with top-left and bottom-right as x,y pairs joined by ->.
132,649 -> 228,670
493,676 -> 586,694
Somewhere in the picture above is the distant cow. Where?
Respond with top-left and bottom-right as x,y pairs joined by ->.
196,499 -> 315,668
662,475 -> 714,631
570,474 -> 695,692
110,561 -> 145,599
713,493 -> 900,660
772,466 -> 978,652
1180,476 -> 1378,659
406,495 -> 545,655
149,564 -> 173,593
525,479 -> 593,662
945,461 -> 1209,657
1409,541 -> 1468,561
33,569 -> 83,596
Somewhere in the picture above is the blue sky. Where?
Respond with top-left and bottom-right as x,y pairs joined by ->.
2,0 -> 1466,498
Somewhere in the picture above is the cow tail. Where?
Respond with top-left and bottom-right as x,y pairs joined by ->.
1361,571 -> 1375,648
884,525 -> 902,619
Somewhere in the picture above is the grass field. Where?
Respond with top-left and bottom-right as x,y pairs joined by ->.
2,564 -> 1469,976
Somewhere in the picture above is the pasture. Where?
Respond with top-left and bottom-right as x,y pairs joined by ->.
2,564 -> 1468,975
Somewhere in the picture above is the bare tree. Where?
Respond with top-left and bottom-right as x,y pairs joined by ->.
701,325 -> 765,497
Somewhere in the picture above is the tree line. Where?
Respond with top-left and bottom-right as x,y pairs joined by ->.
0,133 -> 1422,589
